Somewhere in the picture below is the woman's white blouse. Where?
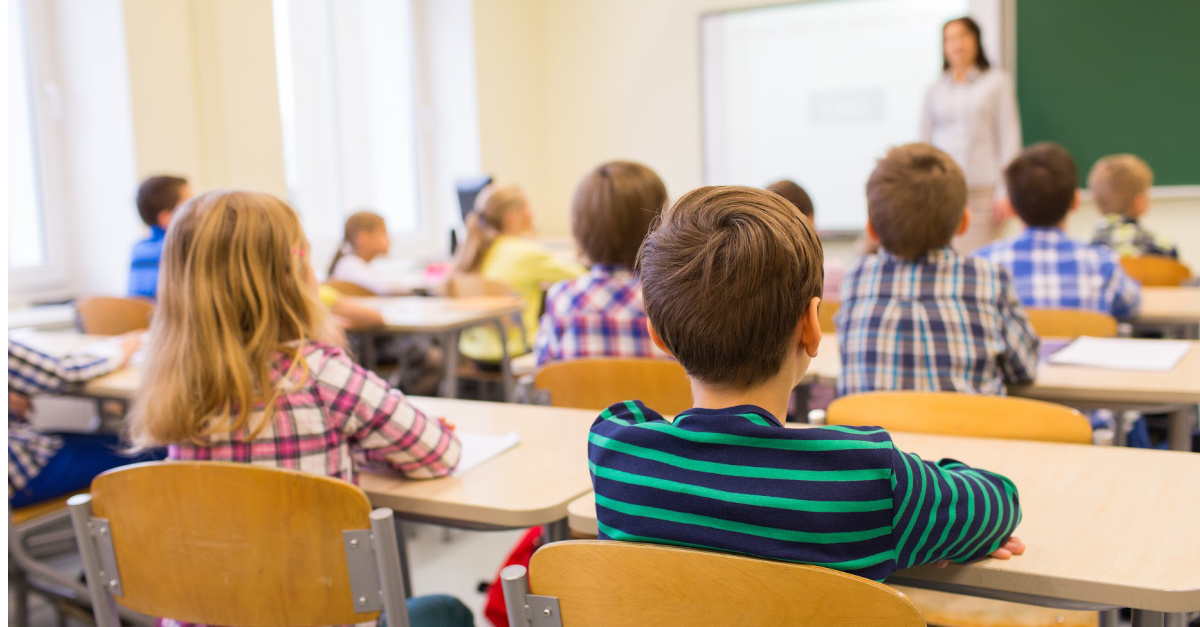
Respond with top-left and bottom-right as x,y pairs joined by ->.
920,68 -> 1022,193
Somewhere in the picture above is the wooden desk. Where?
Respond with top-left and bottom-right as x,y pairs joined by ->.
565,432 -> 1200,621
353,296 -> 525,398
1135,287 -> 1200,338
811,335 -> 1200,451
358,397 -> 595,536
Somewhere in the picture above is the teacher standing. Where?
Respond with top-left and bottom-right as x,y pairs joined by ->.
920,17 -> 1022,254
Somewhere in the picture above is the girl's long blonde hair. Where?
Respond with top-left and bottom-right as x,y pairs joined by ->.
454,185 -> 527,273
328,210 -> 386,275
130,190 -> 342,449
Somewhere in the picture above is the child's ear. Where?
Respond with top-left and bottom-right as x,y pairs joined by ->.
799,297 -> 822,358
647,320 -> 674,358
864,219 -> 880,243
955,206 -> 972,236
1070,189 -> 1082,211
1133,191 -> 1150,216
157,209 -> 173,229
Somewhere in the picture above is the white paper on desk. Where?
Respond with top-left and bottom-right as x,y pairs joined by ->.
451,430 -> 521,476
1048,337 -> 1191,371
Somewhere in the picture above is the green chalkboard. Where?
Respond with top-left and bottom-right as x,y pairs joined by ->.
1017,0 -> 1200,187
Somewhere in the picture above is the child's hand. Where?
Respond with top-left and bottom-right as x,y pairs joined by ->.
117,331 -> 146,366
9,392 -> 32,418
931,537 -> 1025,568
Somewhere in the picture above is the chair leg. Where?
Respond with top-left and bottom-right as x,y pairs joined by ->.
369,509 -> 411,627
10,564 -> 31,627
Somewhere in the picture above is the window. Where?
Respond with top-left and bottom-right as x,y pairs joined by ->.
8,0 -> 48,271
274,0 -> 431,270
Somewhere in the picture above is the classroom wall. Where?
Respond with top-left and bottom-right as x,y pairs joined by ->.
472,0 -> 1200,269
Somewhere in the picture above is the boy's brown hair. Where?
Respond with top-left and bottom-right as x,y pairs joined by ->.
1088,154 -> 1153,216
572,161 -> 667,268
1005,142 -> 1078,227
766,179 -> 814,220
637,186 -> 823,390
865,143 -> 967,259
136,175 -> 189,228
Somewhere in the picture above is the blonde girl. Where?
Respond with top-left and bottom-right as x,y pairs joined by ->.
328,211 -> 412,295
130,191 -> 471,626
453,185 -> 585,363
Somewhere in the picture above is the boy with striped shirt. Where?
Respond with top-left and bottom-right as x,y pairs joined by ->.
589,186 -> 1024,581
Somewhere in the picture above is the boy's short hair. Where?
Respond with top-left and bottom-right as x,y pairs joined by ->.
766,179 -> 814,220
865,143 -> 966,259
1005,142 -> 1078,227
637,186 -> 823,390
136,176 -> 189,227
572,161 -> 667,268
1088,154 -> 1153,216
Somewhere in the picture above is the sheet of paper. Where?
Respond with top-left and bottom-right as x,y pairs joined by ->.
451,430 -> 521,476
1047,337 -> 1192,372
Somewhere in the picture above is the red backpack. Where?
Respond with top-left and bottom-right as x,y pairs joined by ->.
483,526 -> 544,627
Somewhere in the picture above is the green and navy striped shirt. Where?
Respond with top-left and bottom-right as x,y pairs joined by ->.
589,401 -> 1021,581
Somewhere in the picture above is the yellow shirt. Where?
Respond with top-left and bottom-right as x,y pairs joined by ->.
458,236 -> 585,362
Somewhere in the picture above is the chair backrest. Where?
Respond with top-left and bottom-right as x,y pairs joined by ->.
68,461 -> 408,627
508,540 -> 925,626
447,273 -> 517,298
1023,308 -> 1118,338
827,391 -> 1092,444
75,297 -> 154,335
324,280 -> 376,297
534,358 -> 692,414
1120,255 -> 1192,287
818,300 -> 840,334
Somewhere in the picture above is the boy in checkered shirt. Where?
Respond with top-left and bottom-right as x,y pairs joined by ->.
975,143 -> 1142,320
836,143 -> 1038,397
1088,154 -> 1178,260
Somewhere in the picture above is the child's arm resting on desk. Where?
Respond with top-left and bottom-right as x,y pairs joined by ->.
7,335 -> 137,396
314,348 -> 461,478
890,448 -> 1022,569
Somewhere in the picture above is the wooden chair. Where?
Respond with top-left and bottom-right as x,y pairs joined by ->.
534,358 -> 692,415
500,540 -> 926,626
68,461 -> 412,627
324,279 -> 377,297
74,297 -> 154,335
1120,255 -> 1192,287
827,392 -> 1092,444
818,300 -> 840,333
1023,308 -> 1118,339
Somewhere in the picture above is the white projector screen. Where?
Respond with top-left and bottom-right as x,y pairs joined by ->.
702,0 -> 1003,233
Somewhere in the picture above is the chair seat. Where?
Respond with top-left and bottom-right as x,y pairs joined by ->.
11,491 -> 88,525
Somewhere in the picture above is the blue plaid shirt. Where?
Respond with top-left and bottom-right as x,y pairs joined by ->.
534,265 -> 668,366
128,225 -> 166,300
835,247 -> 1038,397
975,227 -> 1142,320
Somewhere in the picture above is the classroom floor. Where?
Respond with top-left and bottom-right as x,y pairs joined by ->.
10,522 -> 527,626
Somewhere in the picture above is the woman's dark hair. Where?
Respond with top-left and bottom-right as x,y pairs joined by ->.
942,17 -> 990,71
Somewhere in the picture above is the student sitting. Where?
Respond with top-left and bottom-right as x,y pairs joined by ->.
9,334 -> 163,508
1087,154 -> 1178,259
766,179 -> 847,301
129,175 -> 192,300
455,185 -> 585,364
589,185 -> 1024,582
837,144 -> 1038,397
535,161 -> 670,365
129,190 -> 471,627
975,143 -> 1142,320
328,210 -> 416,294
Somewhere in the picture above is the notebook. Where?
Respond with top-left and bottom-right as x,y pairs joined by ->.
1046,337 -> 1191,372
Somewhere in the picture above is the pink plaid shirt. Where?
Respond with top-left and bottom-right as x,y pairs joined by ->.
169,341 -> 460,484
534,266 -> 669,366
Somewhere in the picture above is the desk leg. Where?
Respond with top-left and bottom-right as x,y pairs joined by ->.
544,519 -> 569,543
360,332 -> 378,372
1163,613 -> 1189,627
1098,609 -> 1119,627
1132,610 -> 1165,627
440,330 -> 459,399
494,318 -> 515,402
1167,407 -> 1197,452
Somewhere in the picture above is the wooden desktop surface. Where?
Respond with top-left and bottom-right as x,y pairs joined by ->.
1135,286 -> 1200,325
567,431 -> 1200,613
354,296 -> 523,334
358,397 -> 595,528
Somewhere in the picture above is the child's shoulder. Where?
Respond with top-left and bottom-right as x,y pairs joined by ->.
280,340 -> 357,385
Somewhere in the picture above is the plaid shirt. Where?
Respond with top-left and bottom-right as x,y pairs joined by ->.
835,247 -> 1039,397
170,341 -> 460,484
8,338 -> 125,495
975,227 -> 1142,320
1090,214 -> 1179,260
534,265 -> 668,366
